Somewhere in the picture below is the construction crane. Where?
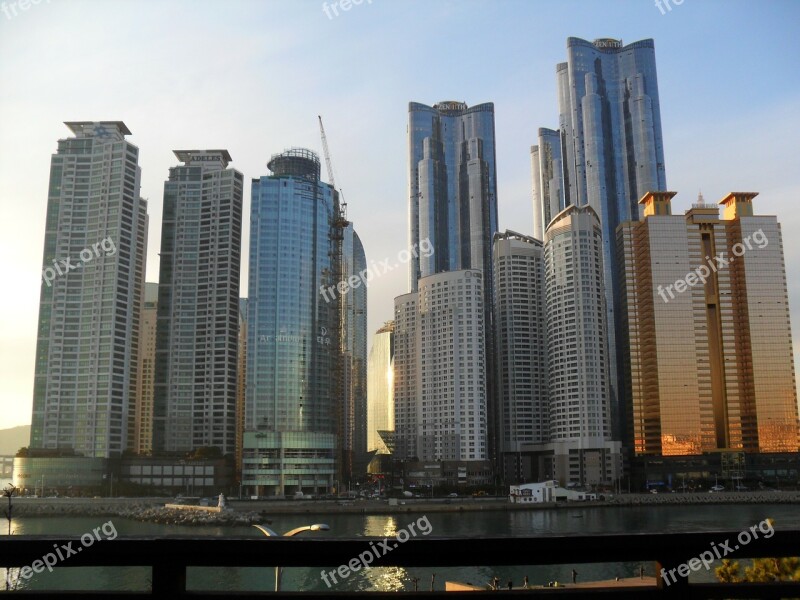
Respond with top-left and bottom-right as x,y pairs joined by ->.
318,115 -> 348,223
318,115 -> 351,487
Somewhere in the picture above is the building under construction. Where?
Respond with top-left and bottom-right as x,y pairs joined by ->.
241,146 -> 366,496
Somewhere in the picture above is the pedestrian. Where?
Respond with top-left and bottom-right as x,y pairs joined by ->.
572,569 -> 577,584
523,575 -> 529,589
507,580 -> 513,591
639,565 -> 645,579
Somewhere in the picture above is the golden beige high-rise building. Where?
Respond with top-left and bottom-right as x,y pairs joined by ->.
619,191 -> 799,457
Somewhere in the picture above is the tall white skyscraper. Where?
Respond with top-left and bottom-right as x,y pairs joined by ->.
492,231 -> 548,482
31,122 -> 148,458
537,204 -> 621,485
153,150 -> 243,455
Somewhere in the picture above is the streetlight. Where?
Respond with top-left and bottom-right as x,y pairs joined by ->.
252,523 -> 330,591
3,483 -> 16,536
3,483 -> 16,591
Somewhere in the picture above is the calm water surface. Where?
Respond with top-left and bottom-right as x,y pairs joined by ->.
4,504 -> 798,592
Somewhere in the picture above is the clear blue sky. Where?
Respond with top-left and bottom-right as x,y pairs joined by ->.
1,0 -> 799,429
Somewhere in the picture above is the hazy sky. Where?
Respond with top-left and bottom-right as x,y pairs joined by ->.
1,0 -> 799,430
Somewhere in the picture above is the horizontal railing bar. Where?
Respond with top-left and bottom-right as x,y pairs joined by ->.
0,531 -> 798,569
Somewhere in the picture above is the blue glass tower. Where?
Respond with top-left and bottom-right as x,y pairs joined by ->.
533,38 -> 667,441
243,148 -> 339,496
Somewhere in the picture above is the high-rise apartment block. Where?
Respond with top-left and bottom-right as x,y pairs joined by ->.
31,122 -> 148,458
394,270 -> 488,463
534,205 -> 621,485
492,231 -> 548,482
153,150 -> 243,456
619,191 -> 799,457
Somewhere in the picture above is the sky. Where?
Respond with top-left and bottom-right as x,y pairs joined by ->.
1,0 -> 799,430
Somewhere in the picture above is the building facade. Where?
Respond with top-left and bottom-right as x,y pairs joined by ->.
339,225 -> 368,480
134,282 -> 158,454
530,205 -> 621,486
393,270 -> 489,471
367,321 -> 395,456
619,191 -> 799,461
243,148 -> 340,496
533,37 -> 667,441
492,231 -> 548,483
30,121 -> 148,458
153,150 -> 243,456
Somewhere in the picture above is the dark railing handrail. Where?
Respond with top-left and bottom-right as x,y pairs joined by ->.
1,530 -> 799,597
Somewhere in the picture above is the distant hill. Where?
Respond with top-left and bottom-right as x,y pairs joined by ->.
0,425 -> 30,456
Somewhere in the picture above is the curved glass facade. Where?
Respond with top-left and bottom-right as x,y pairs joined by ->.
244,149 -> 338,495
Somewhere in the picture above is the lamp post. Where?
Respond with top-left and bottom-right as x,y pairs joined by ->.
3,483 -> 16,536
252,523 -> 330,591
3,483 -> 16,591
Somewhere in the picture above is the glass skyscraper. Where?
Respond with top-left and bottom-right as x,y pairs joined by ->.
533,37 -> 667,441
408,101 -> 498,287
153,150 -> 243,455
31,122 -> 148,458
340,224 -> 368,479
243,148 -> 339,496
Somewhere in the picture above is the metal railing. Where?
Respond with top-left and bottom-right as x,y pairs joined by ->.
1,530 -> 799,597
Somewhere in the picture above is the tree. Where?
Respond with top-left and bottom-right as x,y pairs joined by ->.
15,447 -> 28,458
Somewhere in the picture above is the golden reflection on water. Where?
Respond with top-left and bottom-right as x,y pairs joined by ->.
357,515 -> 409,591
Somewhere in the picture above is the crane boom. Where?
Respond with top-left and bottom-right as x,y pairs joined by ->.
318,115 -> 347,220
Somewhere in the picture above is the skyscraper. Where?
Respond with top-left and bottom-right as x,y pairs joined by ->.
30,121 -> 148,458
492,231 -> 548,483
619,191 -> 799,459
367,321 -> 394,456
538,204 -> 621,486
340,224 -> 368,480
408,101 -> 498,286
134,282 -> 159,454
533,37 -> 667,440
394,270 -> 488,462
402,100 -> 498,473
153,150 -> 243,456
243,148 -> 340,496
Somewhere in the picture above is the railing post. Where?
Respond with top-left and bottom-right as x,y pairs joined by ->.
152,562 -> 186,596
655,558 -> 691,596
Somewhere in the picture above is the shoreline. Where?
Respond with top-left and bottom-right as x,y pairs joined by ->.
8,490 -> 800,525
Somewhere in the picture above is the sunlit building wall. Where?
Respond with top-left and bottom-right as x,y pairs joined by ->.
619,191 -> 799,456
367,322 -> 394,455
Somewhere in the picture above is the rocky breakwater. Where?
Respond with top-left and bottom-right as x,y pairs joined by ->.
12,498 -> 266,526
605,490 -> 800,506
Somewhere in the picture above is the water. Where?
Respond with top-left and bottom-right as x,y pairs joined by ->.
3,504 -> 797,592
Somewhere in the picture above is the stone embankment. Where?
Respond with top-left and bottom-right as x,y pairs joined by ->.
605,491 -> 800,506
12,498 -> 265,526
